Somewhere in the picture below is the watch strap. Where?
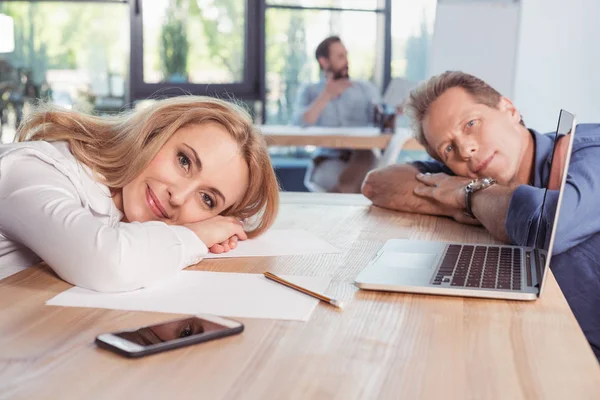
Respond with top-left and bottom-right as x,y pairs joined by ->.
464,181 -> 476,219
464,178 -> 496,218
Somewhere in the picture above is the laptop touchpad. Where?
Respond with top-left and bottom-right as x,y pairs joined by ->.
379,252 -> 438,270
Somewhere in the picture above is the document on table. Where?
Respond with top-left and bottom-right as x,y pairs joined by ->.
46,271 -> 333,321
205,229 -> 341,259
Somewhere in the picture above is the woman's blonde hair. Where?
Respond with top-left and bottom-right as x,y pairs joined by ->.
17,96 -> 279,238
404,71 -> 524,159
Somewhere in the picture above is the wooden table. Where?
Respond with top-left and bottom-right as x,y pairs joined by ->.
1,193 -> 599,399
258,125 -> 393,150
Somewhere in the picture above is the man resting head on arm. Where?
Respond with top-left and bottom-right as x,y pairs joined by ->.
362,71 -> 535,242
362,71 -> 600,360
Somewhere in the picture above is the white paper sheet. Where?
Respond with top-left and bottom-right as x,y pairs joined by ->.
46,271 -> 332,321
205,229 -> 341,259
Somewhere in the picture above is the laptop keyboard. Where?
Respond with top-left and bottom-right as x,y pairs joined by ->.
432,245 -> 522,291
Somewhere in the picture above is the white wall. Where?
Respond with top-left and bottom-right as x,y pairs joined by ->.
429,0 -> 600,132
429,2 -> 521,98
514,0 -> 600,131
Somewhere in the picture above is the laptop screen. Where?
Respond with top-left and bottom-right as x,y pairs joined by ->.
533,110 -> 575,287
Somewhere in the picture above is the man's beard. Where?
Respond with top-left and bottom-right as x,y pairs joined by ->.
331,66 -> 349,80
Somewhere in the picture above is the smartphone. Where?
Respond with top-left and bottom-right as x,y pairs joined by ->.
95,314 -> 244,358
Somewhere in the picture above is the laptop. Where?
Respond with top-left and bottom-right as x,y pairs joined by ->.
354,110 -> 576,301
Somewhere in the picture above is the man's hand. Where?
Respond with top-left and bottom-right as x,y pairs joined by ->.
362,164 -> 456,217
414,172 -> 470,209
324,77 -> 352,99
301,76 -> 352,125
184,216 -> 248,253
413,172 -> 480,225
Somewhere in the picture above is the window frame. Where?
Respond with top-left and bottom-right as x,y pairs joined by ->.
129,0 -> 263,102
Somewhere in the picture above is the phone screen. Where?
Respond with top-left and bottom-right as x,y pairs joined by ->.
113,317 -> 230,348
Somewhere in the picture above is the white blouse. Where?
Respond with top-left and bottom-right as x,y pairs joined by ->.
0,141 -> 208,292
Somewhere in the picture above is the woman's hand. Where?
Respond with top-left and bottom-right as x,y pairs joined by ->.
209,236 -> 239,254
184,216 -> 247,253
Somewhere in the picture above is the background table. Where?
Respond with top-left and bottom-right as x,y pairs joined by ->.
258,125 -> 393,150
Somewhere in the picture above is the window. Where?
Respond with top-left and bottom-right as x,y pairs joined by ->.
130,0 -> 260,101
0,1 -> 432,139
264,0 -> 390,125
142,0 -> 245,84
391,0 -> 437,82
0,0 -> 129,143
132,1 -> 393,124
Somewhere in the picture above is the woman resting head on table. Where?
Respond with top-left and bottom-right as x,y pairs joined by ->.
0,96 -> 279,292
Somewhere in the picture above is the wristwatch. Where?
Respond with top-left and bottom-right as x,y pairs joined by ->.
464,177 -> 497,218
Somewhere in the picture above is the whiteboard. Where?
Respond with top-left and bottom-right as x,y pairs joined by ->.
428,2 -> 521,98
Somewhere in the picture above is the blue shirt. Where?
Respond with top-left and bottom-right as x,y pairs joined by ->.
413,125 -> 600,360
293,77 -> 381,159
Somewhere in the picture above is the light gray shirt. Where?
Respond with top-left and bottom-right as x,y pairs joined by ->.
293,79 -> 381,127
293,78 -> 381,159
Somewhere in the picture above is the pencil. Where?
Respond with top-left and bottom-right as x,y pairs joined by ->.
263,272 -> 344,309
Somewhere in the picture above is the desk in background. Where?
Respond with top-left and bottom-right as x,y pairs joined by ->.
260,125 -> 421,191
258,125 -> 393,150
1,192 -> 599,399
259,124 -> 422,164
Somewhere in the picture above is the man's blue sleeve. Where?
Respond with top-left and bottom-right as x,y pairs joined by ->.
505,185 -> 545,248
506,145 -> 600,254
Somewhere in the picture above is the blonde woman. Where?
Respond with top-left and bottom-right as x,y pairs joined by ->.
0,96 -> 279,292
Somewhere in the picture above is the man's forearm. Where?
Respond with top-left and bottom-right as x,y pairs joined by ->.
362,164 -> 451,216
363,164 -> 516,240
470,185 -> 515,243
302,92 -> 331,125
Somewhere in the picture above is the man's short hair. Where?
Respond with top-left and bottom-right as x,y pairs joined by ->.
315,36 -> 341,69
404,71 -> 525,159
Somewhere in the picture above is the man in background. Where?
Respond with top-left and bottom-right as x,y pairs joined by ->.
293,36 -> 381,193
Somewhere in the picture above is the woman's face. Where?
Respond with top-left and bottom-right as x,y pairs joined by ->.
117,122 -> 250,225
